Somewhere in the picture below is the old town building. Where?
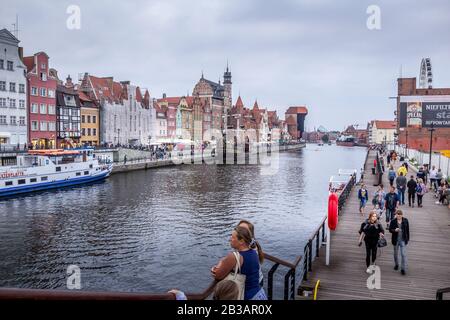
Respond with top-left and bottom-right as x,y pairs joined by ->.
368,120 -> 396,145
79,73 -> 154,146
23,51 -> 58,149
397,77 -> 450,151
55,82 -> 81,148
285,106 -> 308,140
0,29 -> 28,149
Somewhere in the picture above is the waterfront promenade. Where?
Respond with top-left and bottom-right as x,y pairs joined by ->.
304,150 -> 450,299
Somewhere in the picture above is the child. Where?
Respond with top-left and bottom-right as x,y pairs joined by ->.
374,203 -> 383,219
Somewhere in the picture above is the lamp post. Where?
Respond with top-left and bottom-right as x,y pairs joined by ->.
117,128 -> 121,146
405,130 -> 408,159
428,123 -> 435,168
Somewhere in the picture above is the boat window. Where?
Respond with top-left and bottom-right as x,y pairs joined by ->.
84,171 -> 89,175
41,176 -> 48,181
76,172 -> 81,176
5,181 -> 13,186
56,167 -> 61,172
30,178 -> 37,183
18,179 -> 26,185
89,164 -> 93,169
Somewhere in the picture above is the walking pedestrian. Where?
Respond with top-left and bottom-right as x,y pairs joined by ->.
416,167 -> 425,182
429,165 -> 438,192
435,169 -> 443,189
407,175 -> 417,207
397,164 -> 408,178
358,211 -> 385,273
396,172 -> 407,205
358,184 -> 369,214
387,153 -> 391,165
123,155 -> 127,165
416,178 -> 427,208
372,184 -> 386,210
389,210 -> 410,275
388,165 -> 396,187
384,186 -> 400,229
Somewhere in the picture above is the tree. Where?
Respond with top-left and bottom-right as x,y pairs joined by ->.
321,134 -> 330,143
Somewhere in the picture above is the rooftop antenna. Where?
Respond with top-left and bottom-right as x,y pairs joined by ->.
11,14 -> 19,38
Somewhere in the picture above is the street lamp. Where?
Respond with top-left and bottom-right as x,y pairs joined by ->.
428,123 -> 435,168
117,128 -> 121,146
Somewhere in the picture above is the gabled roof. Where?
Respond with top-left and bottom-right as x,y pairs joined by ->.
0,28 -> 20,45
374,120 -> 396,130
235,96 -> 244,109
23,56 -> 35,72
286,106 -> 308,115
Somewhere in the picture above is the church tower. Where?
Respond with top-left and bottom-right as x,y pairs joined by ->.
223,63 -> 232,110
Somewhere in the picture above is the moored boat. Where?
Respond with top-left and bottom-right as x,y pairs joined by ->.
0,148 -> 112,197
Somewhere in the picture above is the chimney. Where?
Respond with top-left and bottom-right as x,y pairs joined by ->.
65,75 -> 74,88
18,47 -> 23,61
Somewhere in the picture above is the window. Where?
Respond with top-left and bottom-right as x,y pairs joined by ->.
48,89 -> 54,98
5,181 -> 13,186
48,105 -> 55,114
81,128 -> 86,136
41,63 -> 46,69
9,99 -> 16,108
63,94 -> 76,106
9,82 -> 16,92
40,121 -> 47,131
10,116 -> 16,125
41,176 -> 48,181
0,98 -> 6,107
0,59 -> 3,69
81,115 -> 85,123
40,72 -> 47,81
0,81 -> 5,91
76,172 -> 81,176
19,116 -> 26,126
7,61 -> 13,71
40,88 -> 47,97
30,178 -> 37,183
87,128 -> 91,136
19,84 -> 25,93
19,100 -> 25,109
48,122 -> 56,131
84,171 -> 89,175
18,179 -> 26,185
31,121 -> 38,131
87,115 -> 91,123
56,167 -> 61,172
31,87 -> 38,96
31,103 -> 38,113
0,116 -> 6,124
93,116 -> 96,123
40,104 -> 47,114
93,128 -> 96,136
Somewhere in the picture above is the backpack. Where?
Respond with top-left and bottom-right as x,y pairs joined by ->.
388,171 -> 396,180
416,184 -> 423,194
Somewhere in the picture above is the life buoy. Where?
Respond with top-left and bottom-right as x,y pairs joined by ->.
328,193 -> 338,230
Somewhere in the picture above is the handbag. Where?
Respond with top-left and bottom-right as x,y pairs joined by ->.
219,251 -> 246,300
378,237 -> 387,248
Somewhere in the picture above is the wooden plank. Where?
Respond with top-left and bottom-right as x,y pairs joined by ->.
301,150 -> 450,300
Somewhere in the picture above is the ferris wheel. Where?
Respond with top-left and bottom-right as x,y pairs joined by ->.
419,58 -> 433,89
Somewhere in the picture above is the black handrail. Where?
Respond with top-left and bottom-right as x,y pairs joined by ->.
436,287 -> 450,300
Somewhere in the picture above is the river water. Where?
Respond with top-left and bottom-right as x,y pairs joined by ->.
0,144 -> 367,296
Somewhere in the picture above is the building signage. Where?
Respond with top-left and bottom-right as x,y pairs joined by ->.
399,96 -> 450,128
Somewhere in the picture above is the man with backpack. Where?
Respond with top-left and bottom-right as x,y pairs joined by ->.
388,166 -> 396,187
396,172 -> 407,206
384,186 -> 400,228
407,175 -> 417,208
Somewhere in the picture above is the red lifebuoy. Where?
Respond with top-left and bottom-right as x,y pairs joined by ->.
328,193 -> 338,230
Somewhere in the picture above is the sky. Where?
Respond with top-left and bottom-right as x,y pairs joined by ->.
1,0 -> 449,131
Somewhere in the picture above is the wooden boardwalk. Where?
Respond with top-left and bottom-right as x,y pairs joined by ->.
305,150 -> 450,300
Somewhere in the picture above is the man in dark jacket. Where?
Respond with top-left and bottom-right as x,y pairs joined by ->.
384,186 -> 400,228
396,172 -> 407,206
407,176 -> 418,207
389,210 -> 410,275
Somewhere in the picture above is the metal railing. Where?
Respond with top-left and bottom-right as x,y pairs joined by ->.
436,287 -> 450,300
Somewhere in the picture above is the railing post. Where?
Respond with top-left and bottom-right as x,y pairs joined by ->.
267,263 -> 279,301
284,269 -> 291,300
303,251 -> 308,281
322,222 -> 326,243
308,240 -> 313,272
316,232 -> 320,258
290,269 -> 295,300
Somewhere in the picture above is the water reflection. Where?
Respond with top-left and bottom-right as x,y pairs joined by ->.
0,145 -> 366,295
